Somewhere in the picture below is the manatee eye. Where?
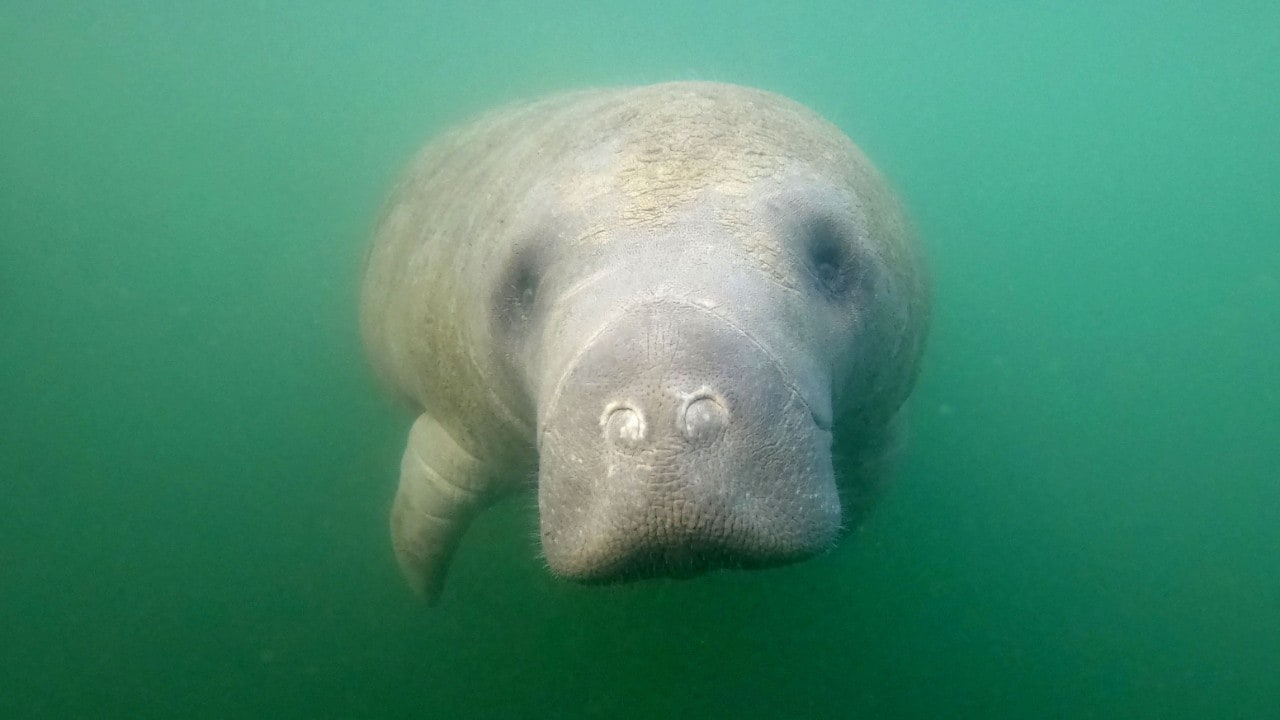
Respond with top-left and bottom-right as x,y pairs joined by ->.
495,246 -> 542,332
804,218 -> 854,296
513,263 -> 538,318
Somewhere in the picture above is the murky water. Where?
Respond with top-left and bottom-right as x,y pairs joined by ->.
3,2 -> 1277,717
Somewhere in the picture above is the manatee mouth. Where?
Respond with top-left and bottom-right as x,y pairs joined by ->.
566,543 -> 807,585
536,300 -> 840,582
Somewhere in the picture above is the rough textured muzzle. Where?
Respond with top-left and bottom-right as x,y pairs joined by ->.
537,300 -> 840,581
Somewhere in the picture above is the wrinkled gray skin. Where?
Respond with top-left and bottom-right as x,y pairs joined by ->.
361,82 -> 929,603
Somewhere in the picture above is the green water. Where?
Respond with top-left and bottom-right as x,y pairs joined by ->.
3,2 -> 1277,718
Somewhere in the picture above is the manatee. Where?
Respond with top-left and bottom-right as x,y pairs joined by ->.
361,81 -> 929,603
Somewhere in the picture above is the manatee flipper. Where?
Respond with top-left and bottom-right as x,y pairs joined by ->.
390,414 -> 493,604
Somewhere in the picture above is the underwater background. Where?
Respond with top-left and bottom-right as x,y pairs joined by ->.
3,2 -> 1277,718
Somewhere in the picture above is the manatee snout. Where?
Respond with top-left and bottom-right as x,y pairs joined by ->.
538,300 -> 841,581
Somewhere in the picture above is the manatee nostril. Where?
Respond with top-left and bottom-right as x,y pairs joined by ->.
603,405 -> 646,448
682,395 -> 728,443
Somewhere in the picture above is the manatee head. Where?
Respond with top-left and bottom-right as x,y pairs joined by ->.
484,85 -> 927,582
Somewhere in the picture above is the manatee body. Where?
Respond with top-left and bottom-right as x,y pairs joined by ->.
361,82 -> 929,602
